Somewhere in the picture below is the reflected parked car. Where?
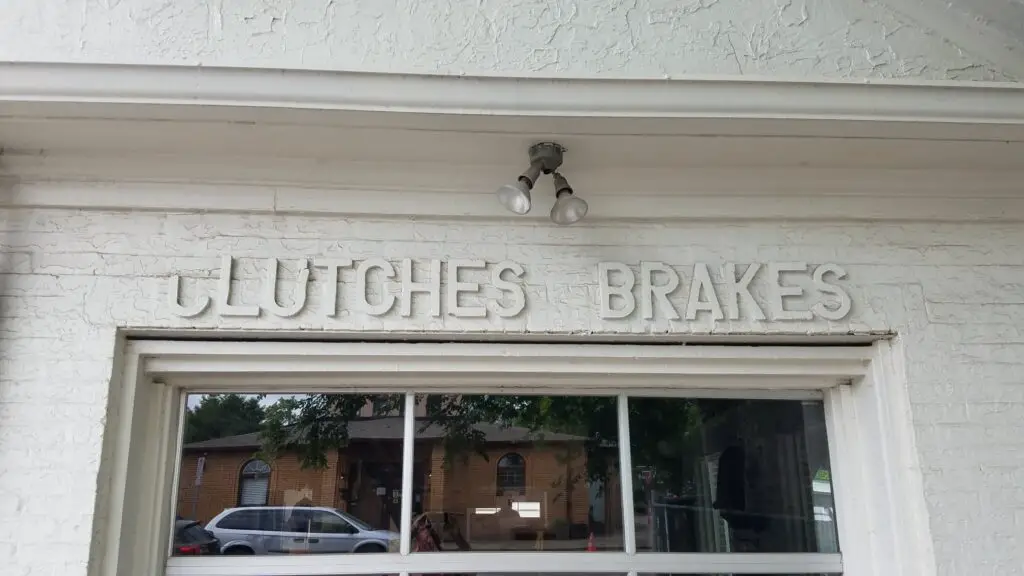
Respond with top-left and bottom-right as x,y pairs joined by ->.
173,519 -> 221,556
206,506 -> 399,555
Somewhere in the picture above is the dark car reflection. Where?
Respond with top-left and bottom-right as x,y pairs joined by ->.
174,519 -> 220,556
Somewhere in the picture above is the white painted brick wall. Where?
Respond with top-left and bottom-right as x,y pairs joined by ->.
1,207 -> 1023,575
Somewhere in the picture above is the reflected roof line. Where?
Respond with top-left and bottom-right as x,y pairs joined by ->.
182,416 -> 595,451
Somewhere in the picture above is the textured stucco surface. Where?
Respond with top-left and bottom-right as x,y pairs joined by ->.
1,0 -> 1020,81
1,206 -> 1023,574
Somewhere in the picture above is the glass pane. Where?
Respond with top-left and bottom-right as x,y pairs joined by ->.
411,569 -> 626,573
413,394 -> 623,552
172,392 -> 404,556
233,572 -> 833,576
628,398 -> 838,553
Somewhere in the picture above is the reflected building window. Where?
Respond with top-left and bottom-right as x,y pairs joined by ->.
496,453 -> 526,495
237,459 -> 271,506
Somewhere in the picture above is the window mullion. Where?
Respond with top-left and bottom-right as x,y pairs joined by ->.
616,394 -> 637,555
399,392 -> 416,555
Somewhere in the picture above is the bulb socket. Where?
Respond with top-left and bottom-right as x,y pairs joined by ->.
552,172 -> 573,196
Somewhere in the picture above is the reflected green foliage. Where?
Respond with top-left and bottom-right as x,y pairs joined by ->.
185,394 -> 266,444
259,394 -> 403,468
259,393 -> 707,490
628,398 -> 705,496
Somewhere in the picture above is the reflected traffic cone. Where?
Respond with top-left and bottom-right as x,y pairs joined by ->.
586,533 -> 597,552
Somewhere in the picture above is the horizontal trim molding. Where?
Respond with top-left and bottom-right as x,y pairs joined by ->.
2,62 -> 1024,124
167,551 -> 843,575
6,178 -> 1024,222
138,341 -> 871,380
170,375 -> 829,399
127,329 -> 888,345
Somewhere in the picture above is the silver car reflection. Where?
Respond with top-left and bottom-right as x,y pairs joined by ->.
205,506 -> 399,555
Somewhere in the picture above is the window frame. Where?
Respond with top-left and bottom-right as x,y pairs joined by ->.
97,339 -> 933,576
236,459 -> 272,507
496,452 -> 527,495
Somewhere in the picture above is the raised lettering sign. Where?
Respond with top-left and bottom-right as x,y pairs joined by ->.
168,255 -> 852,321
597,261 -> 851,321
168,255 -> 527,319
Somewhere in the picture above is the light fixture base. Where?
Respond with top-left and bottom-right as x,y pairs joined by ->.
528,142 -> 565,174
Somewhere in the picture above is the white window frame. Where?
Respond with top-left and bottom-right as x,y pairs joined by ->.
93,339 -> 934,576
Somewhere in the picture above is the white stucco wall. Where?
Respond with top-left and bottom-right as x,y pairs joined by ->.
0,206 -> 1022,575
2,0 -> 1021,81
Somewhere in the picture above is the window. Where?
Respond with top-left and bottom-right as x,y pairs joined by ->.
284,508 -> 356,534
106,341 -> 930,576
310,511 -> 357,535
216,509 -> 273,531
414,394 -> 623,552
628,398 -> 837,553
496,453 -> 527,495
237,459 -> 271,507
175,391 -> 831,563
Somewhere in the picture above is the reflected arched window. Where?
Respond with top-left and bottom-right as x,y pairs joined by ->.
497,453 -> 526,494
238,459 -> 271,506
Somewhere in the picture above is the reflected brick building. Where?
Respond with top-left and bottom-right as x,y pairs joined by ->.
177,417 -> 622,543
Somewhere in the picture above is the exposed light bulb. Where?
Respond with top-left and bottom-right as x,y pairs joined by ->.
496,178 -> 533,214
550,172 -> 588,225
550,192 -> 588,225
497,144 -> 561,215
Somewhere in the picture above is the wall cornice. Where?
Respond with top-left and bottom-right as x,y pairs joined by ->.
5,172 -> 1024,223
3,62 -> 1024,124
2,63 -> 1023,222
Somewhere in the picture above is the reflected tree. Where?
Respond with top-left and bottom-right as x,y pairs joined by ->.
258,393 -> 709,493
185,393 -> 266,444
259,393 -> 403,467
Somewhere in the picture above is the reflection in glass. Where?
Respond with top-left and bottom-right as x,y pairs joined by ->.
171,392 -> 841,560
628,398 -> 838,554
173,393 -> 403,556
238,459 -> 272,506
413,394 -> 623,552
401,569 -> 630,573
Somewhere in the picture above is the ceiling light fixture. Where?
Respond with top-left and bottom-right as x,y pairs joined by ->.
496,142 -> 563,215
549,172 -> 588,225
496,142 -> 588,225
